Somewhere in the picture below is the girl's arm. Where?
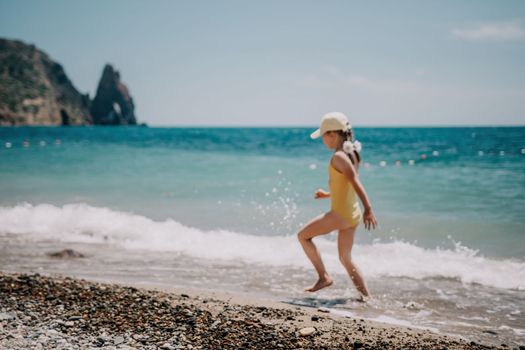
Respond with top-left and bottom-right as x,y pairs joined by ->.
332,151 -> 378,230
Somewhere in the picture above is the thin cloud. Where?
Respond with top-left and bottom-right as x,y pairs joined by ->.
451,22 -> 525,41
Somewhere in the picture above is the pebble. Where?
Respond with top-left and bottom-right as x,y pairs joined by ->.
113,336 -> 125,345
0,311 -> 16,320
298,327 -> 316,336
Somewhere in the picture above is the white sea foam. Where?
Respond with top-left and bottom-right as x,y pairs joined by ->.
330,310 -> 441,333
1,202 -> 524,290
498,325 -> 525,336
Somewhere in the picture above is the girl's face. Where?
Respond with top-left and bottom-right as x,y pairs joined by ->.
321,131 -> 340,149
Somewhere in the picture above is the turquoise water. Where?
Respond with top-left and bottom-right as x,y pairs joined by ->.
1,126 -> 524,257
1,126 -> 525,345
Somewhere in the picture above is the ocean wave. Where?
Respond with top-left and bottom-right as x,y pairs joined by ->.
1,202 -> 524,290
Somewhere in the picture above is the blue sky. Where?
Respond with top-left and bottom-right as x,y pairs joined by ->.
1,0 -> 524,126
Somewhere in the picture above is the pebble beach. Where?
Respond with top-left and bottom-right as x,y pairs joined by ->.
0,271 -> 513,350
2,0 -> 525,347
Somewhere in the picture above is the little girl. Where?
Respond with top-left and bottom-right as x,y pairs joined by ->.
297,112 -> 377,299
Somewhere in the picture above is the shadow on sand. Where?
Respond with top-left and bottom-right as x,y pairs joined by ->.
281,296 -> 365,309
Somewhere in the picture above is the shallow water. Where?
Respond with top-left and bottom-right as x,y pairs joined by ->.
1,126 -> 524,346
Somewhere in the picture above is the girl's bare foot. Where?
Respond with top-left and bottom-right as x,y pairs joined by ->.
304,277 -> 333,292
357,293 -> 372,303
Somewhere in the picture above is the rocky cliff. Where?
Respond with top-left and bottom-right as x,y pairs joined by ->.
0,39 -> 92,126
90,64 -> 137,125
0,38 -> 139,126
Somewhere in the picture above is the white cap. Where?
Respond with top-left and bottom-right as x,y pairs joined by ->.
310,112 -> 351,139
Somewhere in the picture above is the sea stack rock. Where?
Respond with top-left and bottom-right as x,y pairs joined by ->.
0,38 -> 92,126
90,64 -> 137,125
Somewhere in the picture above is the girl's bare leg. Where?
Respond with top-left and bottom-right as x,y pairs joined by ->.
338,226 -> 371,297
297,211 -> 349,292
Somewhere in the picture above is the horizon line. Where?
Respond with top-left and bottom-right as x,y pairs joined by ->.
2,123 -> 524,128
144,123 -> 525,128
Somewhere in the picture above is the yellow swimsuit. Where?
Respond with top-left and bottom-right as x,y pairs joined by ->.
328,160 -> 362,227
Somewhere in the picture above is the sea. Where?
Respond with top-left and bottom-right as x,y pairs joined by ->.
1,126 -> 524,346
